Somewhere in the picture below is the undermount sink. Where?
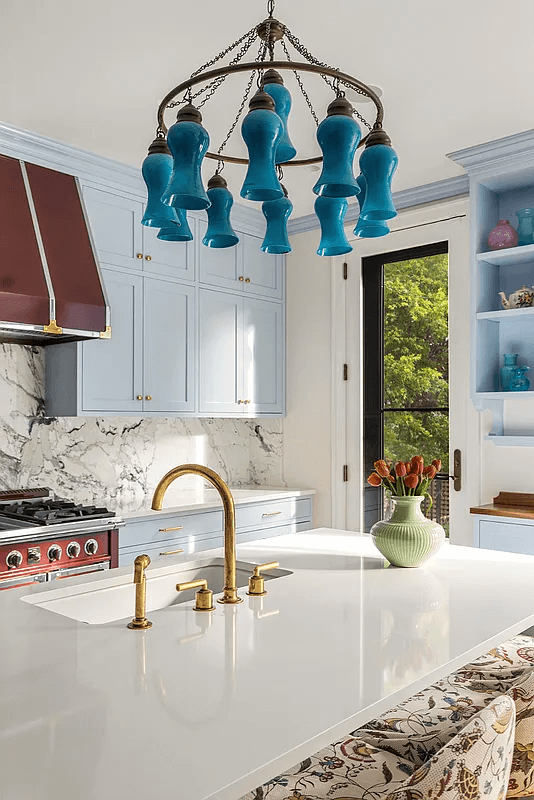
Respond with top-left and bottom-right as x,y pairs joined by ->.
21,557 -> 292,625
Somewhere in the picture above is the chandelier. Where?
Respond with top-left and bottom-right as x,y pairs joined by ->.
141,1 -> 398,257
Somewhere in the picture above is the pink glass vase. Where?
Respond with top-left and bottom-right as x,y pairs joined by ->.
487,219 -> 518,250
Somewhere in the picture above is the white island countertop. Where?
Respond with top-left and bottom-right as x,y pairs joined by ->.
2,529 -> 534,800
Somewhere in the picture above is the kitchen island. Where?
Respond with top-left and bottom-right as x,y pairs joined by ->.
2,529 -> 534,800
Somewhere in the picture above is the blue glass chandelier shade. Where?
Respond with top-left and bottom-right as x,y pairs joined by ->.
358,130 -> 398,221
261,187 -> 293,254
314,196 -> 353,256
353,173 -> 390,238
161,105 -> 211,211
313,97 -> 361,198
240,91 -> 284,202
203,175 -> 239,249
262,69 -> 297,164
141,140 -> 181,228
157,208 -> 194,241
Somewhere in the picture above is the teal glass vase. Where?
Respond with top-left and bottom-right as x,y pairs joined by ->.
370,495 -> 445,568
203,174 -> 239,249
141,138 -> 180,228
500,353 -> 519,391
262,69 -> 297,164
162,104 -> 210,211
313,97 -> 361,198
157,208 -> 193,242
516,208 -> 534,247
314,196 -> 352,256
358,129 -> 398,221
353,174 -> 390,238
240,91 -> 284,202
510,365 -> 531,391
261,186 -> 293,254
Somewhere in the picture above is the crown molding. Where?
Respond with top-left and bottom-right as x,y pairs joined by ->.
0,120 -> 265,236
287,174 -> 469,235
448,129 -> 534,173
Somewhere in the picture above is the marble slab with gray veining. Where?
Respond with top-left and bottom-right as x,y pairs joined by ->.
0,344 -> 285,507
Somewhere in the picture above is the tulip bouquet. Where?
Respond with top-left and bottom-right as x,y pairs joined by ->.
367,456 -> 442,508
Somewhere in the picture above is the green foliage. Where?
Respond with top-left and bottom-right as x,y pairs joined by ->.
383,254 -> 449,471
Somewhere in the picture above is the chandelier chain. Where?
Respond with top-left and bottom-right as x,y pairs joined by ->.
216,69 -> 256,157
190,26 -> 257,80
267,0 -> 275,17
280,38 -> 319,126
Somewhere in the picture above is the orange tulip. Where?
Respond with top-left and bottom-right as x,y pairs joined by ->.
423,465 -> 437,479
395,461 -> 406,477
432,459 -> 442,472
404,473 -> 419,490
374,460 -> 390,478
367,473 -> 382,487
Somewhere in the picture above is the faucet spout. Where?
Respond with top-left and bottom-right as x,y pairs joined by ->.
151,464 -> 242,605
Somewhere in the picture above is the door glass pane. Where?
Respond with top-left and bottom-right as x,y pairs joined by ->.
383,253 -> 449,410
383,410 -> 449,473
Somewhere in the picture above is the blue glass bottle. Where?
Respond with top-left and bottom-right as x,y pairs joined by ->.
141,137 -> 180,228
358,128 -> 398,221
261,185 -> 293,254
314,196 -> 353,257
313,97 -> 361,198
240,91 -> 284,202
516,209 -> 534,247
262,69 -> 297,164
500,353 -> 519,391
202,174 -> 239,249
157,208 -> 193,242
162,104 -> 210,211
510,365 -> 531,391
353,174 -> 390,238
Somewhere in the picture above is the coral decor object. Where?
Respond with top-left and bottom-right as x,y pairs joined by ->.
367,456 -> 445,567
487,220 -> 518,251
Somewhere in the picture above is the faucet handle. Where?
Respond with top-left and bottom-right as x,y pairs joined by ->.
176,578 -> 215,612
247,561 -> 280,596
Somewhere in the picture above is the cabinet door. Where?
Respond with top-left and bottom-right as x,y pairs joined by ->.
82,186 -> 143,271
242,234 -> 284,299
479,520 -> 534,556
142,222 -> 195,281
81,269 -> 143,412
199,289 -> 243,414
198,220 -> 243,291
243,297 -> 284,414
143,277 -> 195,413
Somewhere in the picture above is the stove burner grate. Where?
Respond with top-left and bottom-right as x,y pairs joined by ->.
0,500 -> 114,525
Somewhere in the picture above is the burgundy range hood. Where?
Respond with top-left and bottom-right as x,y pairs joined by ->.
0,154 -> 110,345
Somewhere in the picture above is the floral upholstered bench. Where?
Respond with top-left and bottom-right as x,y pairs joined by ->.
239,694 -> 515,800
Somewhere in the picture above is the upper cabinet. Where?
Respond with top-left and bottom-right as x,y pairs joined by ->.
449,130 -> 534,445
82,185 -> 195,282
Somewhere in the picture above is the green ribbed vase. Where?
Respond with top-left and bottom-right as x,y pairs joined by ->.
370,495 -> 445,568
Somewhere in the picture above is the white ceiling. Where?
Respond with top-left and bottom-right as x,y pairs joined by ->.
1,0 -> 533,218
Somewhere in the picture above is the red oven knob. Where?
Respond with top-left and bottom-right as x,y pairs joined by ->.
47,545 -> 62,562
66,541 -> 81,559
85,539 -> 98,555
6,550 -> 23,569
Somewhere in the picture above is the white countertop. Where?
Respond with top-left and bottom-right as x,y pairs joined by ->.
114,487 -> 315,520
2,529 -> 534,800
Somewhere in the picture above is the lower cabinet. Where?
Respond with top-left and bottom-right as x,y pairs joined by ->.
474,516 -> 534,555
199,288 -> 284,416
46,269 -> 195,415
118,496 -> 313,567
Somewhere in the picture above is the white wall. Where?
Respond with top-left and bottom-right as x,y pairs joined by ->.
283,230 -> 334,527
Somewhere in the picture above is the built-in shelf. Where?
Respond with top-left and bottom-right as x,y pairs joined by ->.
485,435 -> 534,447
476,391 -> 533,400
476,307 -> 534,321
477,243 -> 534,266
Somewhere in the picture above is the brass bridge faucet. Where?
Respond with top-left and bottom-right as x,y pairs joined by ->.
127,554 -> 153,629
151,464 -> 242,605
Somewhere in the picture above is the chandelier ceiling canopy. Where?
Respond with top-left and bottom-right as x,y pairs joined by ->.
141,0 -> 398,256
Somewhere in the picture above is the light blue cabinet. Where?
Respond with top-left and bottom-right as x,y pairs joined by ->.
243,234 -> 284,299
199,288 -> 284,415
474,515 -> 534,556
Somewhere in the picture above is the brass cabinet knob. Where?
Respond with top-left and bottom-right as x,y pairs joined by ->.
136,395 -> 143,401
237,399 -> 243,404
145,255 -> 152,261
247,561 -> 280,596
245,277 -> 251,283
137,253 -> 143,259
145,395 -> 152,401
176,578 -> 214,611
244,399 -> 250,404
238,276 -> 244,281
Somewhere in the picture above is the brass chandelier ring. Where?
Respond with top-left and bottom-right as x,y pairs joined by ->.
156,60 -> 385,167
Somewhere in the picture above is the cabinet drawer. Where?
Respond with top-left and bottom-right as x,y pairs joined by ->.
120,509 -> 223,548
236,497 -> 312,531
479,519 -> 534,555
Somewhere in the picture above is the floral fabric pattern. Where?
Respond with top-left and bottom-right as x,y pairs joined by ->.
238,696 -> 515,800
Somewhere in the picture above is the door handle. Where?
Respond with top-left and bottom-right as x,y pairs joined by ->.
450,448 -> 461,492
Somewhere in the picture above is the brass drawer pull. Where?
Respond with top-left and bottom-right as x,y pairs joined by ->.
136,253 -> 143,259
158,525 -> 184,533
238,276 -> 244,281
159,548 -> 184,556
262,511 -> 282,517
136,395 -> 143,401
145,255 -> 152,261
245,277 -> 251,283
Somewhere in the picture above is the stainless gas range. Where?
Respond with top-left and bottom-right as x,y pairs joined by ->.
0,488 -> 123,590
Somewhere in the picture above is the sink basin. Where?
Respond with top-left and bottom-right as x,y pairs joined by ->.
21,558 -> 291,625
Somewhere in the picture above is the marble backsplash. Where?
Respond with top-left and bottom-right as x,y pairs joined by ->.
0,344 -> 284,511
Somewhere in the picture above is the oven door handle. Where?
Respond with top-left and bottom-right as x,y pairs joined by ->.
0,572 -> 47,589
50,561 -> 110,580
